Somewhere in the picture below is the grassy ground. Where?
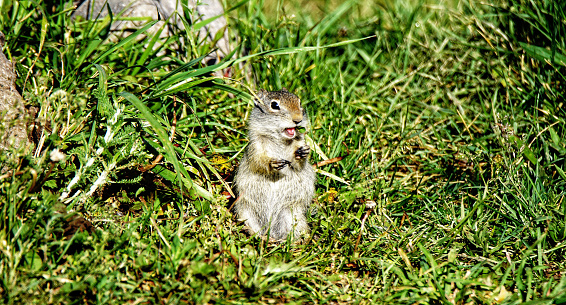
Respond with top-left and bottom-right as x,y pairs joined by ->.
1,0 -> 566,303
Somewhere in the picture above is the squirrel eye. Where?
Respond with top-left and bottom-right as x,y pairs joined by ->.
270,101 -> 280,110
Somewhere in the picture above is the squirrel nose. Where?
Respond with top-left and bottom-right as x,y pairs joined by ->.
293,119 -> 302,125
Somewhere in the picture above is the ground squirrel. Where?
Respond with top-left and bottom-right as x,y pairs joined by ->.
234,88 -> 316,241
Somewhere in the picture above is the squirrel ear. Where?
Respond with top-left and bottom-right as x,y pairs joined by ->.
257,89 -> 267,100
254,90 -> 266,107
281,87 -> 289,92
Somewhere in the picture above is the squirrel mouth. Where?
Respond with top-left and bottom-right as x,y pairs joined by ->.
284,128 -> 296,138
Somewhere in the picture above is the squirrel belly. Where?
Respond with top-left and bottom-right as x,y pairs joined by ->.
233,88 -> 316,241
234,151 -> 315,240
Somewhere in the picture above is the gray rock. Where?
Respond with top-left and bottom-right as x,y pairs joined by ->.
72,0 -> 231,63
0,31 -> 30,154
189,0 -> 231,65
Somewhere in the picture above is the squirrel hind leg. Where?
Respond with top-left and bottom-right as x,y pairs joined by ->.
265,210 -> 291,241
236,204 -> 265,236
269,208 -> 309,241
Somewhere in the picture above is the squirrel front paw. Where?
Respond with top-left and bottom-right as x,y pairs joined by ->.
270,159 -> 291,170
295,145 -> 311,159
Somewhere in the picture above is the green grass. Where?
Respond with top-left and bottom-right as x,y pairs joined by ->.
1,0 -> 566,303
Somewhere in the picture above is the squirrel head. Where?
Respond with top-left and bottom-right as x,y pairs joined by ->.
251,88 -> 308,139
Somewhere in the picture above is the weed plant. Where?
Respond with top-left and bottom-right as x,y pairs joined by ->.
0,0 -> 565,303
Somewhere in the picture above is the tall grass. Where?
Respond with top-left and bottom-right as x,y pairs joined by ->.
0,0 -> 565,303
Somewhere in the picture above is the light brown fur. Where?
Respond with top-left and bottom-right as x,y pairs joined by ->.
234,88 -> 316,241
